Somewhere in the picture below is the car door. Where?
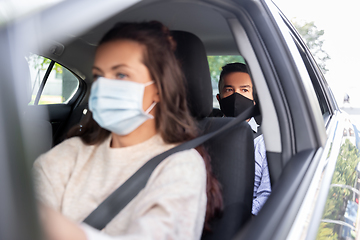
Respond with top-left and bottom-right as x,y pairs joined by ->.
280,11 -> 360,240
231,0 -> 359,239
266,4 -> 360,240
0,1 -> 142,239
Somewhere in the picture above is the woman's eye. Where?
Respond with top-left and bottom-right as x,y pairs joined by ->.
116,73 -> 128,79
225,88 -> 233,93
241,89 -> 249,93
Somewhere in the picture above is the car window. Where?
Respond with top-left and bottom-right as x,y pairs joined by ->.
282,19 -> 333,124
292,36 -> 331,116
27,54 -> 79,105
207,55 -> 246,108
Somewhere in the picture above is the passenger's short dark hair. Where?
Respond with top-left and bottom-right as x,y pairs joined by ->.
218,62 -> 248,94
220,62 -> 248,79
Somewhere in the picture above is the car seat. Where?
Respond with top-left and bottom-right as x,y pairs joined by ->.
172,31 -> 255,240
21,58 -> 53,165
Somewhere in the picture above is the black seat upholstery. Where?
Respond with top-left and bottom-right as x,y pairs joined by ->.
24,106 -> 53,164
21,58 -> 53,165
172,31 -> 255,240
171,31 -> 213,119
200,118 -> 254,240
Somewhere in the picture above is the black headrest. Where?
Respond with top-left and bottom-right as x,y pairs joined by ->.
172,31 -> 213,119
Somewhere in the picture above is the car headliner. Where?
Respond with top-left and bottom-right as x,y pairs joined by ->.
84,1 -> 239,55
40,0 -> 240,85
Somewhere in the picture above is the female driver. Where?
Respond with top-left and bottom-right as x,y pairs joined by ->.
33,21 -> 222,240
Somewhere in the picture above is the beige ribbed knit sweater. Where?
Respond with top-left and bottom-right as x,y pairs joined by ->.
33,134 -> 207,239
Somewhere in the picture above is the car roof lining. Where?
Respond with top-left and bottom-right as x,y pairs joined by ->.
38,1 -> 239,82
79,1 -> 239,55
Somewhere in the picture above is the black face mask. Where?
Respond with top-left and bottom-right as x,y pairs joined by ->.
219,92 -> 254,117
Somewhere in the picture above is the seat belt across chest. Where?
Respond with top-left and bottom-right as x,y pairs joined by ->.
83,104 -> 259,230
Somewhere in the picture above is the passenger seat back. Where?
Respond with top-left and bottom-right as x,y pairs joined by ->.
200,118 -> 254,240
24,108 -> 53,164
172,31 -> 255,240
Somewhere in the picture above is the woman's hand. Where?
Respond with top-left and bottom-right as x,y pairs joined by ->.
39,204 -> 87,240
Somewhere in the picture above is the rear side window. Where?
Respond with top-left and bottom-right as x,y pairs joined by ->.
27,54 -> 79,105
281,18 -> 333,124
291,36 -> 331,117
207,55 -> 246,108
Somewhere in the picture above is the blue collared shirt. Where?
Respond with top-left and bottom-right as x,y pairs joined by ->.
248,118 -> 271,215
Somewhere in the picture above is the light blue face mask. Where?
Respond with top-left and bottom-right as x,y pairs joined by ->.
89,77 -> 157,136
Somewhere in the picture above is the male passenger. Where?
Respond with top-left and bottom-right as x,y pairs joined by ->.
216,62 -> 271,215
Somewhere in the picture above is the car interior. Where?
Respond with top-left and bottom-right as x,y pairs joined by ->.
23,1 -> 283,238
21,0 -> 327,239
27,1 -> 281,162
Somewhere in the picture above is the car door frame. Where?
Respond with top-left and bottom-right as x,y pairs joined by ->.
0,1 -> 144,239
209,0 -> 336,239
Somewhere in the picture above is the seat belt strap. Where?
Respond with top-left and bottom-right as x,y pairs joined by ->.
253,126 -> 262,139
83,105 -> 259,230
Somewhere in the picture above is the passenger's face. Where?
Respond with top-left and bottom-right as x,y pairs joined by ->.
92,40 -> 160,111
220,72 -> 253,100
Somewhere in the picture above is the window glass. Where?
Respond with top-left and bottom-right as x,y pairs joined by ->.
207,55 -> 246,108
281,17 -> 332,122
292,36 -> 331,117
27,54 -> 79,105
